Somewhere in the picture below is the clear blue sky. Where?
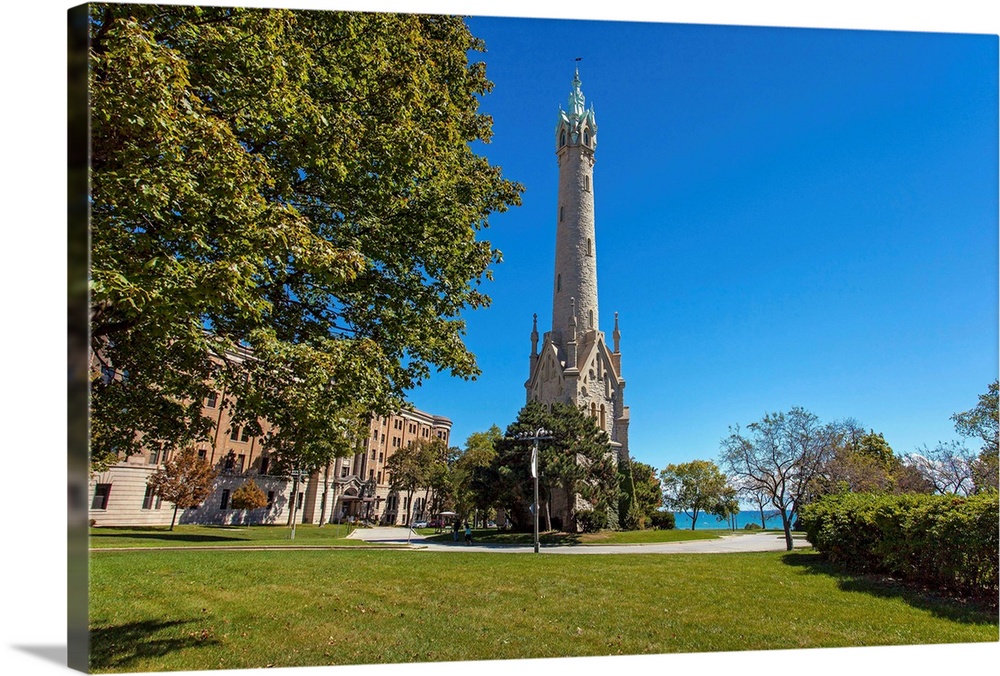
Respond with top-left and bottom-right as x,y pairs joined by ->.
404,13 -> 998,472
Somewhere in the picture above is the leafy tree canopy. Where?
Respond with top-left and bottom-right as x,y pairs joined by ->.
88,5 -> 522,469
492,401 -> 618,532
659,460 -> 729,530
147,449 -> 218,530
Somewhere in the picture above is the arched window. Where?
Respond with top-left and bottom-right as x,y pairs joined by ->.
584,175 -> 590,192
583,130 -> 590,146
600,404 -> 606,430
591,403 -> 597,418
560,130 -> 566,147
588,309 -> 594,328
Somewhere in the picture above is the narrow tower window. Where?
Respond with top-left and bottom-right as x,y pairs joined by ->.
588,309 -> 594,328
584,175 -> 590,192
600,405 -> 606,430
560,130 -> 566,147
559,206 -> 564,222
584,130 -> 590,146
587,238 -> 592,256
557,274 -> 561,292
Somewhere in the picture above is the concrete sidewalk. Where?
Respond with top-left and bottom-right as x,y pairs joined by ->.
347,527 -> 811,554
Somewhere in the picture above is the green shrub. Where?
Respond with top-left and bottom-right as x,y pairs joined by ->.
800,491 -> 998,598
743,522 -> 761,530
575,509 -> 608,533
649,510 -> 676,530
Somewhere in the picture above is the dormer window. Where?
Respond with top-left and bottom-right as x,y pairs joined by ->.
560,130 -> 566,147
583,130 -> 590,146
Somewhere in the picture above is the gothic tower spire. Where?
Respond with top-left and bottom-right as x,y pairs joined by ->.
552,69 -> 598,341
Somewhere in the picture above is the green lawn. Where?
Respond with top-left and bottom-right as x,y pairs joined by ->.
89,548 -> 998,673
88,524 -> 365,548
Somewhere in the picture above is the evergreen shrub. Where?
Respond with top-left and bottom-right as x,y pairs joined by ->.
575,509 -> 608,533
800,491 -> 998,598
649,510 -> 676,530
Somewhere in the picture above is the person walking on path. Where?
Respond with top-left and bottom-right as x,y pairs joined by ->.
464,522 -> 472,545
452,520 -> 460,542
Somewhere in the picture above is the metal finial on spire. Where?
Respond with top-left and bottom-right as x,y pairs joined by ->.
613,311 -> 621,354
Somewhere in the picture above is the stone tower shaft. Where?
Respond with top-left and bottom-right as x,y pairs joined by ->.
552,69 -> 599,340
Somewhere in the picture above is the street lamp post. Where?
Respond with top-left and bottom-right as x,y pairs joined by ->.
288,466 -> 308,540
513,428 -> 553,554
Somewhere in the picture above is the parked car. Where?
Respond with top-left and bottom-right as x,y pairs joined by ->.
413,520 -> 428,529
428,519 -> 444,528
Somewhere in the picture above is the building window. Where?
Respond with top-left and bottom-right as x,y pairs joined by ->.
587,238 -> 592,255
560,130 -> 566,147
259,455 -> 269,475
206,391 -> 218,408
370,450 -> 376,460
141,485 -> 156,510
237,454 -> 246,473
372,429 -> 378,440
584,130 -> 590,146
91,484 -> 111,510
224,453 -> 235,472
377,472 -> 383,484
230,427 -> 240,441
197,449 -> 207,462
369,469 -> 375,480
559,206 -> 564,222
240,427 -> 251,442
341,466 -> 349,478
148,450 -> 160,465
220,489 -> 230,510
557,274 -> 561,292
378,452 -> 384,463
296,493 -> 304,510
267,491 -> 275,509
589,309 -> 594,328
584,175 -> 590,192
600,404 -> 606,431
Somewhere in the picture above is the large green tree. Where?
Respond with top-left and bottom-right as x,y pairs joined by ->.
953,380 -> 999,493
88,5 -> 522,470
905,381 -> 1000,496
491,402 -> 618,533
660,460 -> 729,530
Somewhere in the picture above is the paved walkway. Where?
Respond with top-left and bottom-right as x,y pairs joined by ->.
347,527 -> 811,554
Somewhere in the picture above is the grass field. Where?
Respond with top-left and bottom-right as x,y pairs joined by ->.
88,547 -> 998,673
88,524 -> 364,548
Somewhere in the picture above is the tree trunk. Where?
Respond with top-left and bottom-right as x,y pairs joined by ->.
759,505 -> 766,529
545,499 -> 552,532
690,509 -> 699,530
170,504 -> 179,531
287,477 -> 299,527
779,508 -> 793,551
318,461 -> 332,527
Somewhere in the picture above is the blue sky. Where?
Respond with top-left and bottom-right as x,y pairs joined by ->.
403,13 -> 998,472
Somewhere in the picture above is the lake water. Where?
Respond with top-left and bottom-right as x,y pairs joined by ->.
672,510 -> 789,530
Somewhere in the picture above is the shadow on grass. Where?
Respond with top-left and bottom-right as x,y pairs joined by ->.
782,552 -> 998,624
89,618 -> 221,670
420,530 -> 583,546
90,528 -> 244,544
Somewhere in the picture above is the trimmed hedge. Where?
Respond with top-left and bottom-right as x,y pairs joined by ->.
800,491 -> 998,598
